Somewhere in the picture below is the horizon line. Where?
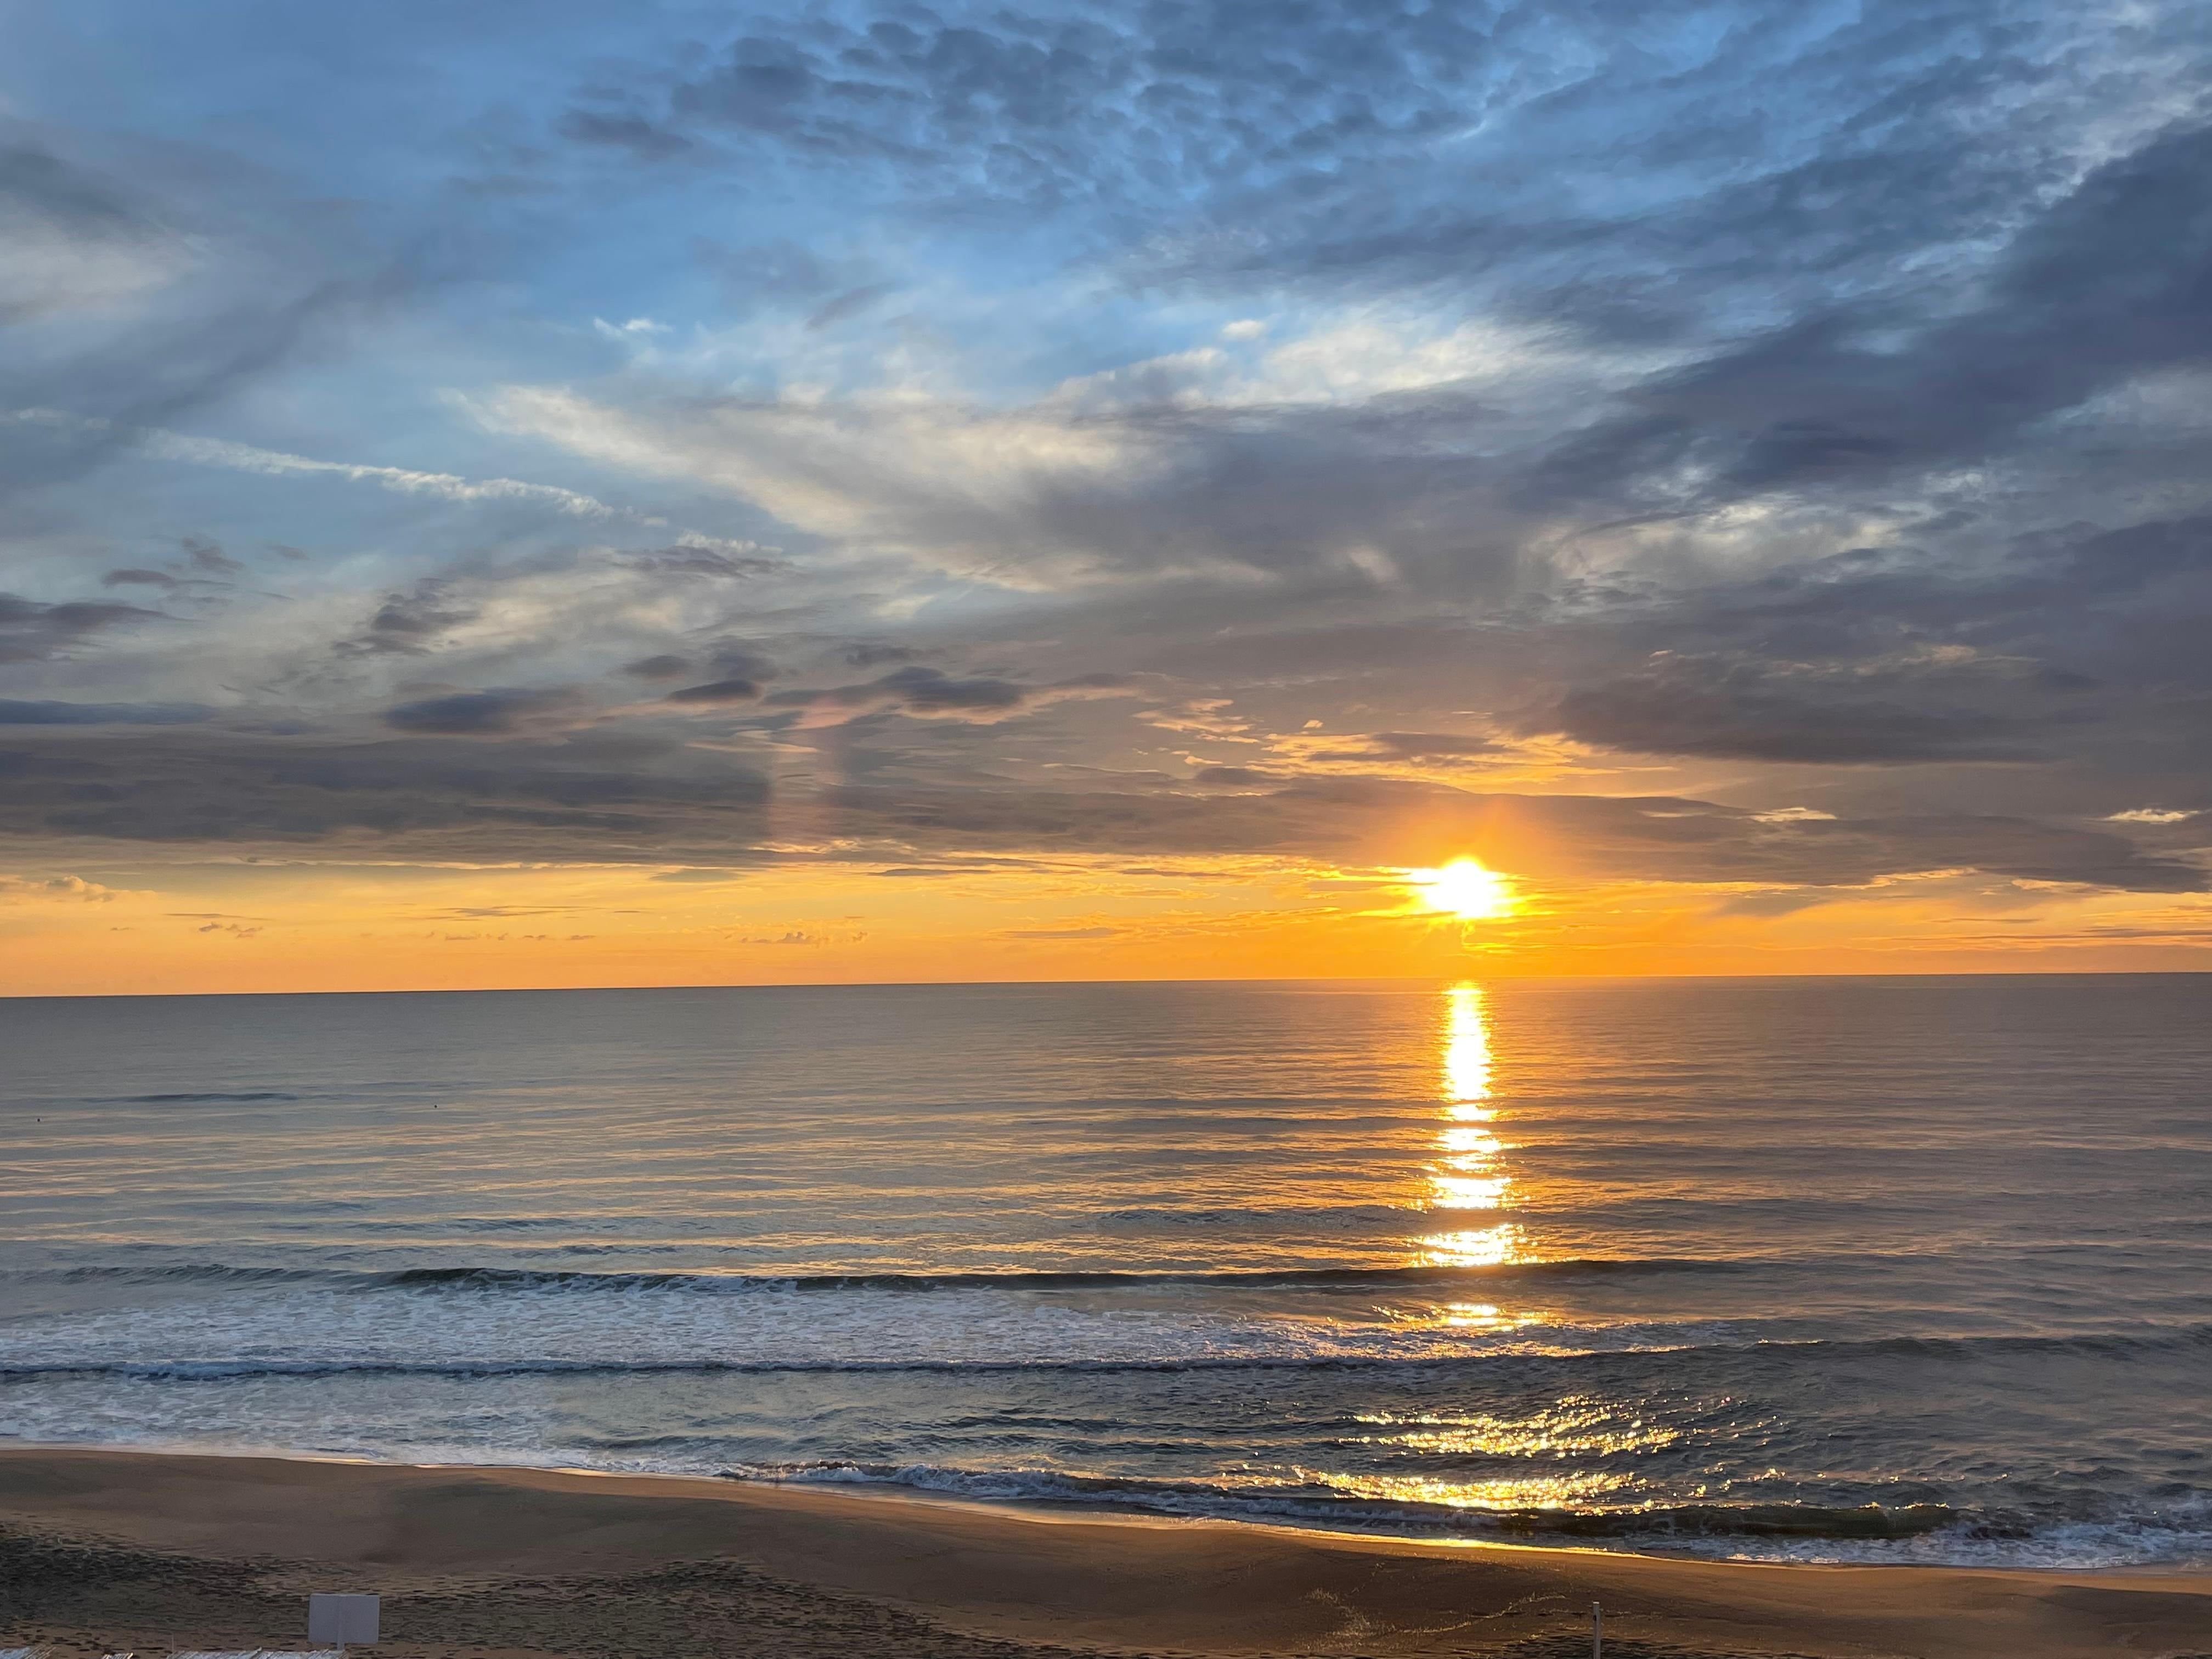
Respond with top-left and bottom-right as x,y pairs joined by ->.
5,965 -> 2208,1001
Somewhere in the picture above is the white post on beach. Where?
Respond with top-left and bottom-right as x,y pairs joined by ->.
308,1593 -> 380,1651
1592,1599 -> 1602,1659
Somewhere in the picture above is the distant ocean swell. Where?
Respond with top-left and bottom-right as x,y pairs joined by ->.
10,1259 -> 1741,1291
7,1320 -> 2211,1383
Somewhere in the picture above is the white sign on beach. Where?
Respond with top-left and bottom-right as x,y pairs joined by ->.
307,1594 -> 380,1646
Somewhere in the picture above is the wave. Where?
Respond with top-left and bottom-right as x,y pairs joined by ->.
727,1459 -> 1964,1536
382,1259 -> 1737,1291
7,1257 -> 1738,1293
7,1322 -> 2208,1383
0,1354 -> 1650,1380
712,1461 -> 2212,1566
94,1091 -> 302,1104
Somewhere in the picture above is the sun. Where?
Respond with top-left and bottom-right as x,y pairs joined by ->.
1409,857 -> 1514,920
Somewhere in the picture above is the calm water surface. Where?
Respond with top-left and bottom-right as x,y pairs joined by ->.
3,977 -> 2208,1565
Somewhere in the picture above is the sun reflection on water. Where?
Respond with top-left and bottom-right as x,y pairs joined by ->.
1352,1398 -> 1677,1463
1299,1398 -> 1669,1513
1418,1224 -> 1522,1267
1317,989 -> 1649,1519
1380,1299 -> 1532,1333
1440,983 -> 1493,1116
1293,1468 -> 1629,1511
1428,1173 -> 1509,1209
1423,984 -> 1525,1264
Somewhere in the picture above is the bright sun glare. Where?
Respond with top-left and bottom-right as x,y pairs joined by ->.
1410,857 -> 1514,920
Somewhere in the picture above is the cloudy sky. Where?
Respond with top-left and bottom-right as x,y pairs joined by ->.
4,0 -> 2210,992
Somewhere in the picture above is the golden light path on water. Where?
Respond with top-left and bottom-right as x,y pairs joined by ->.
1340,983 -> 1656,1513
1420,983 -> 1522,1271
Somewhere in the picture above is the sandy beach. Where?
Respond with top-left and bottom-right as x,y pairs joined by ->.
0,1449 -> 2206,1659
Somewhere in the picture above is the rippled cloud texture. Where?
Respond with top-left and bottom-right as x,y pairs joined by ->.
3,1 -> 2210,989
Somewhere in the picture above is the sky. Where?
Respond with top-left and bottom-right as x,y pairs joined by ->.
3,0 -> 2210,994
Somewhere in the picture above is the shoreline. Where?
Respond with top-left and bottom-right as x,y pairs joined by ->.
5,1436 -> 2202,1576
4,1447 -> 2210,1658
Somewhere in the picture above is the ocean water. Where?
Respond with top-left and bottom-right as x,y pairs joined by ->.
3,976 -> 2209,1567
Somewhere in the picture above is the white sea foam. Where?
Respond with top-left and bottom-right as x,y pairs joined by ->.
0,1272 -> 1742,1375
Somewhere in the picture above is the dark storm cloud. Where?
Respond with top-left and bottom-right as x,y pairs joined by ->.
180,535 -> 242,574
767,666 -> 1131,720
1429,506 -> 2212,791
1787,813 -> 2208,894
3,716 -> 2194,894
781,665 -> 1023,714
382,687 -> 582,736
342,580 -> 478,656
803,774 -> 2207,894
0,592 -> 165,663
0,699 -> 210,726
699,641 -> 778,681
1527,123 -> 2212,512
842,642 -> 925,668
664,677 -> 761,705
1534,653 -> 2069,765
0,727 -> 771,853
98,537 -> 245,594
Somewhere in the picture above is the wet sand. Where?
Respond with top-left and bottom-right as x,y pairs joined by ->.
1,1449 -> 2208,1659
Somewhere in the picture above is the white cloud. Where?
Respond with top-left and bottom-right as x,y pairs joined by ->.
473,383 -> 1175,588
0,874 -> 126,901
0,206 -> 188,321
454,296 -> 1667,601
8,408 -> 645,521
1050,309 -> 1595,414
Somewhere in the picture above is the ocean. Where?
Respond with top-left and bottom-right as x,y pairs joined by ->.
3,976 -> 2208,1567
